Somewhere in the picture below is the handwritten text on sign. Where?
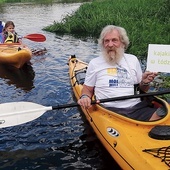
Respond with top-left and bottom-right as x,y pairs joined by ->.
146,44 -> 170,73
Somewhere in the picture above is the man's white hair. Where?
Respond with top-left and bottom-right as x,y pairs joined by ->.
98,25 -> 130,50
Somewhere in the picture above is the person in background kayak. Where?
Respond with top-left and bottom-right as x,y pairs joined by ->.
78,25 -> 163,121
0,21 -> 5,33
0,21 -> 21,43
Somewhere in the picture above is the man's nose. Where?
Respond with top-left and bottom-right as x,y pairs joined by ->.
108,40 -> 115,47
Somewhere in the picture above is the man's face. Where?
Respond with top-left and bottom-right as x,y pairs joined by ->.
102,29 -> 124,63
103,29 -> 122,53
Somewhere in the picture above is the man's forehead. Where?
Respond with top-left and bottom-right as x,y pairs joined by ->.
104,30 -> 120,39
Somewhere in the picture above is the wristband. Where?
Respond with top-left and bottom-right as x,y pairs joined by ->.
80,94 -> 90,99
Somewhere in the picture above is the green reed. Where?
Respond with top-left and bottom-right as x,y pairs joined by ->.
44,0 -> 169,59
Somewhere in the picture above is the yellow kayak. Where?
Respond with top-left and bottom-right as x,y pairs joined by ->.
0,43 -> 32,68
68,55 -> 170,170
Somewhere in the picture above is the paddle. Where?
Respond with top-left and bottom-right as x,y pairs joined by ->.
23,33 -> 46,42
0,90 -> 170,128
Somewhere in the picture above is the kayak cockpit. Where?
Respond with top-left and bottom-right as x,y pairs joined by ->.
72,61 -> 170,123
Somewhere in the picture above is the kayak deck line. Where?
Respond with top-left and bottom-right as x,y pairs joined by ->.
143,145 -> 170,167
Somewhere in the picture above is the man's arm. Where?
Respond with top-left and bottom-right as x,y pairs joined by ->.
78,85 -> 94,109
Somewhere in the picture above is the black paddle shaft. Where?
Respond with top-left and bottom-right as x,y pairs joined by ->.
52,90 -> 170,110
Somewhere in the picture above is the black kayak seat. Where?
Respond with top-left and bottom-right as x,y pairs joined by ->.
149,125 -> 170,140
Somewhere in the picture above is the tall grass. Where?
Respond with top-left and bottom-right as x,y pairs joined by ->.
44,0 -> 169,59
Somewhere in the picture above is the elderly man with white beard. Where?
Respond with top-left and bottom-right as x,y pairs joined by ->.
78,25 -> 162,121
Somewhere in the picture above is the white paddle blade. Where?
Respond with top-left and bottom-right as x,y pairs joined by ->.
0,102 -> 52,128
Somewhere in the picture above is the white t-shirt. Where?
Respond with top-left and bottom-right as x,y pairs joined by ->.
84,53 -> 142,108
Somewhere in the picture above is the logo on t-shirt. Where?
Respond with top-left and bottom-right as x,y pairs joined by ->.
108,67 -> 133,88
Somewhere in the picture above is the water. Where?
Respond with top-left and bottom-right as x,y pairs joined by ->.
0,2 -> 121,170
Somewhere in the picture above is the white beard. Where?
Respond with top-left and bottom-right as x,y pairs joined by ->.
102,47 -> 124,65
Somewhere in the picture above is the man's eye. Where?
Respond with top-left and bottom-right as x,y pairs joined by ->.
104,40 -> 109,43
113,39 -> 118,42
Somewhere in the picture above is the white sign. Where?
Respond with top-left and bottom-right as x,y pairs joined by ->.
146,44 -> 170,73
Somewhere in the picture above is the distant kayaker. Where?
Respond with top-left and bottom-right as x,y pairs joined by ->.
78,25 -> 164,121
0,21 -> 21,43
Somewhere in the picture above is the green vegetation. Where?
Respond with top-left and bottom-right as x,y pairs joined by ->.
43,0 -> 170,94
44,0 -> 169,59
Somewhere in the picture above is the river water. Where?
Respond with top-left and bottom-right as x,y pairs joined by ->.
0,2 -> 121,170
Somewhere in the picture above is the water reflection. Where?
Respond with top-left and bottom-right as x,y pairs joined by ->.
0,64 -> 35,92
0,149 -> 46,169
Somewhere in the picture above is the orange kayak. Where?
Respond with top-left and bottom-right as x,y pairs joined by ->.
68,55 -> 170,170
0,43 -> 32,68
